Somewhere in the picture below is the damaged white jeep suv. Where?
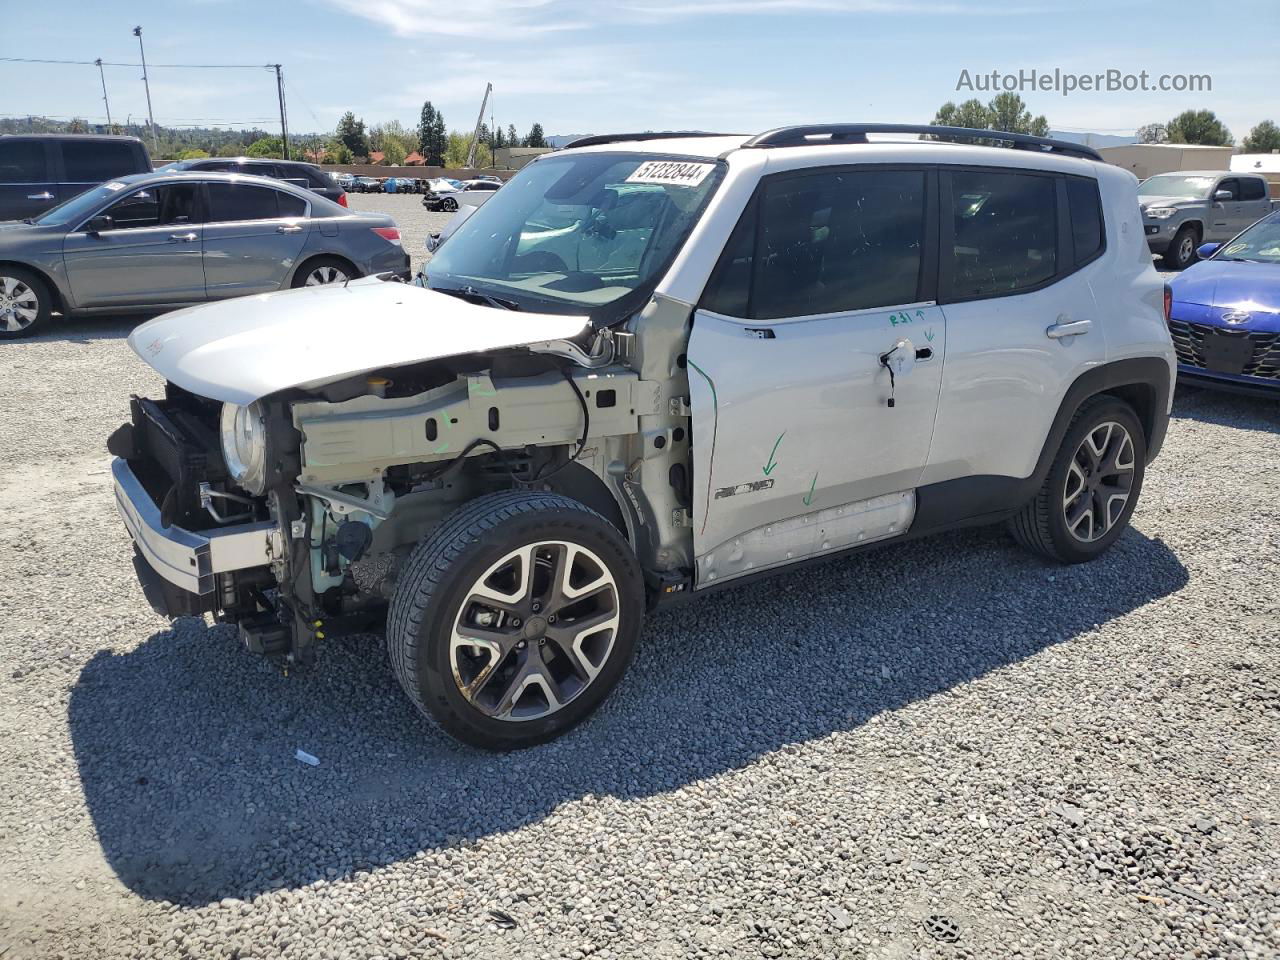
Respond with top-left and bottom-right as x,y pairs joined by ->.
111,124 -> 1176,749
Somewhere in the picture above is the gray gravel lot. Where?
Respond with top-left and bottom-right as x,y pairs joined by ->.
0,214 -> 1277,959
345,192 -> 454,275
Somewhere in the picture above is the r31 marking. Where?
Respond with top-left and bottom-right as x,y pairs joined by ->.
714,479 -> 775,500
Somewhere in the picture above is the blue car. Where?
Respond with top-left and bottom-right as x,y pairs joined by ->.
1167,210 -> 1280,396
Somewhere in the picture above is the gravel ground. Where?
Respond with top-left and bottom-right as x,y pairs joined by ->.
344,192 -> 454,275
1,227 -> 1277,959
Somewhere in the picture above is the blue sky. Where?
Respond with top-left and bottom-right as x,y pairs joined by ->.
5,0 -> 1276,142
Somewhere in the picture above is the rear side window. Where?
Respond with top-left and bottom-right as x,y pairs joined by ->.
0,140 -> 48,183
702,168 -> 926,319
1066,177 -> 1104,265
277,191 -> 307,217
944,170 -> 1057,300
62,140 -> 142,182
1239,177 -> 1266,201
206,182 -> 289,221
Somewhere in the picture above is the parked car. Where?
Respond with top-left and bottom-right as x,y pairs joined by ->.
109,125 -> 1173,750
0,170 -> 409,338
455,178 -> 502,208
350,176 -> 380,194
161,156 -> 348,207
1166,210 -> 1280,396
0,134 -> 151,222
331,172 -> 356,190
421,178 -> 462,211
1140,170 -> 1272,270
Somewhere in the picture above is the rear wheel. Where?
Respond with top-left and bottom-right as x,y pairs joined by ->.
0,267 -> 52,339
292,256 -> 357,288
387,491 -> 644,750
1164,225 -> 1200,270
1009,396 -> 1146,564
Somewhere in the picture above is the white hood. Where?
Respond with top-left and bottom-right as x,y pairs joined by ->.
128,278 -> 589,404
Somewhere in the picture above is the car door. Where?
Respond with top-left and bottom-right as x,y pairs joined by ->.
922,168 -> 1107,491
56,139 -> 148,204
687,166 -> 944,585
201,181 -> 310,298
62,181 -> 206,308
1236,176 -> 1271,231
1207,177 -> 1244,240
0,139 -> 57,221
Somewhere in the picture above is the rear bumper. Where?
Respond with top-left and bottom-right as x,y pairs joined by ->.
113,457 -> 281,603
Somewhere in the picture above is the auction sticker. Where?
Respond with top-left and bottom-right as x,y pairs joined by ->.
625,160 -> 715,188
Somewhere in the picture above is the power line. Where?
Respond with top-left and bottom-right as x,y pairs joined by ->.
0,56 -> 273,69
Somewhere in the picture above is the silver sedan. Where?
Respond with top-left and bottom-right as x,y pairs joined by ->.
0,170 -> 410,338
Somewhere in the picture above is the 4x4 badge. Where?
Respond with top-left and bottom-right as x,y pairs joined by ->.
1222,310 -> 1251,325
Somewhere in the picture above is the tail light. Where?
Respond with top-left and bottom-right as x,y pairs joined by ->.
337,192 -> 348,207
371,226 -> 401,246
1163,284 -> 1172,324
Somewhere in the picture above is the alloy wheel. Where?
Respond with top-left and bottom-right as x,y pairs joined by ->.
1062,421 -> 1135,543
1178,234 -> 1196,265
450,541 -> 621,722
305,265 -> 349,286
0,276 -> 40,333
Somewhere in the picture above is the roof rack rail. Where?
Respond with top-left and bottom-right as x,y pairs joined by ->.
741,124 -> 1102,161
563,131 -> 739,149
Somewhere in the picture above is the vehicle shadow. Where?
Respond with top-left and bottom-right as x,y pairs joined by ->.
24,313 -> 151,344
1172,384 -> 1280,433
69,524 -> 1188,906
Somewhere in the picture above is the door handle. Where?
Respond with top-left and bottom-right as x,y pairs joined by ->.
276,224 -> 303,234
1046,318 -> 1092,340
27,192 -> 54,201
168,232 -> 198,242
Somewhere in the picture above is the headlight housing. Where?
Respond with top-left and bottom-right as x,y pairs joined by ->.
220,401 -> 268,495
1145,207 -> 1178,220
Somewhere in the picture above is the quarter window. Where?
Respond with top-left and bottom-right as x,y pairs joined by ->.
205,182 -> 291,221
703,169 -> 926,319
944,171 -> 1057,300
62,141 -> 140,182
0,140 -> 49,183
1066,177 -> 1104,265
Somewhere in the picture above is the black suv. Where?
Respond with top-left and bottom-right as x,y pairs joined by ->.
160,157 -> 348,206
0,134 -> 151,221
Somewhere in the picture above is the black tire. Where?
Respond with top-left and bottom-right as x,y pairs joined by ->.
1009,395 -> 1147,564
442,197 -> 458,212
291,255 -> 358,289
0,265 -> 53,339
1163,224 -> 1200,270
387,491 -> 644,750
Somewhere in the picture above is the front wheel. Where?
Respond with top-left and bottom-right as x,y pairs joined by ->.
1163,225 -> 1200,270
442,197 -> 458,212
0,267 -> 52,339
1009,396 -> 1146,564
387,491 -> 644,750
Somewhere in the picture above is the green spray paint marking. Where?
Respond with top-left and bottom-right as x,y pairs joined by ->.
432,442 -> 450,454
763,432 -> 785,476
803,472 -> 818,506
687,359 -> 718,536
924,327 -> 936,342
472,385 -> 497,398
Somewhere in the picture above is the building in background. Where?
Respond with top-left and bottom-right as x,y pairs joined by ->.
1098,143 -> 1234,180
493,146 -> 552,170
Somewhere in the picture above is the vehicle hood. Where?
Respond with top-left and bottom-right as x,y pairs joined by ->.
1170,259 -> 1280,313
1141,196 -> 1201,213
128,277 -> 589,405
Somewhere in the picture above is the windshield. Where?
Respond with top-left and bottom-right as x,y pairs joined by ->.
426,152 -> 725,323
33,181 -> 130,226
1216,215 -> 1280,264
1138,175 -> 1215,200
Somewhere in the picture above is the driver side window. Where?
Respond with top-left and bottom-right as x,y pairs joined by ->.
103,184 -> 201,230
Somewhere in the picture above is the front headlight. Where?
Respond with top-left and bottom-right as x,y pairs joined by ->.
220,401 -> 268,495
1145,207 -> 1178,220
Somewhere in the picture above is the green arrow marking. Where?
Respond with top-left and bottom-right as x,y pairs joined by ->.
763,432 -> 785,476
924,328 -> 936,342
803,472 -> 818,506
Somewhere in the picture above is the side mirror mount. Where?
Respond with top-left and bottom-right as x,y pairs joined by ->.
85,214 -> 113,235
1213,189 -> 1233,202
1197,242 -> 1221,259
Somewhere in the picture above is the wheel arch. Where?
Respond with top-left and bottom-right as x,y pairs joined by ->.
538,461 -> 631,542
289,252 -> 359,287
0,260 -> 65,313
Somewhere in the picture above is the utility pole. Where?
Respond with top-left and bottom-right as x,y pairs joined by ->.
272,64 -> 290,160
132,26 -> 158,153
95,59 -> 113,130
465,82 -> 492,169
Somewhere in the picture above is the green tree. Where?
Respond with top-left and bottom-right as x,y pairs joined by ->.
336,111 -> 369,160
933,98 -> 992,130
932,95 -> 1049,143
1166,109 -> 1232,146
68,117 -> 89,134
418,101 -> 438,152
507,124 -> 518,148
1136,123 -> 1169,144
381,135 -> 409,165
1242,120 -> 1280,153
324,140 -> 353,164
177,148 -> 210,160
245,136 -> 284,159
524,122 -> 547,148
443,131 -> 492,169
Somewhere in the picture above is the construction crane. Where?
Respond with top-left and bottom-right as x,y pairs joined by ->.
465,82 -> 493,170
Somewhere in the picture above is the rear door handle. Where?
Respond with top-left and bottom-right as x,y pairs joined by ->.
27,192 -> 54,201
276,223 -> 303,234
1046,318 -> 1092,340
168,232 -> 198,242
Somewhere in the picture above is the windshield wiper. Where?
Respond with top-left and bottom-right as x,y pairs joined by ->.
432,285 -> 520,311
